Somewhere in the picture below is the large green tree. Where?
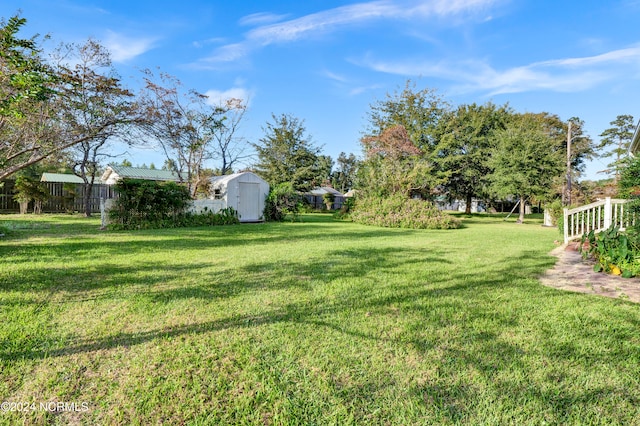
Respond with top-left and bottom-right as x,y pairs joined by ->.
331,152 -> 359,193
53,39 -> 138,216
252,113 -> 325,192
0,15 -> 59,180
359,124 -> 433,198
434,102 -> 511,213
365,80 -> 449,152
359,80 -> 448,199
0,16 -> 139,184
489,113 -> 564,223
598,114 -> 635,183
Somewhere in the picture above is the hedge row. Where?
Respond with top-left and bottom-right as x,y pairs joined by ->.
349,194 -> 460,229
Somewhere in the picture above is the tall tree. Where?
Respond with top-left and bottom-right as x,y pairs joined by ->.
365,80 -> 449,152
53,39 -> 138,216
208,97 -> 249,175
434,102 -> 511,213
359,124 -> 433,198
489,113 -> 564,223
331,152 -> 359,193
316,154 -> 334,186
598,114 -> 635,183
138,70 -> 226,196
360,80 -> 448,199
0,15 -> 60,180
562,116 -> 594,174
252,113 -> 324,191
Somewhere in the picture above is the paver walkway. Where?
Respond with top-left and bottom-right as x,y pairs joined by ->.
539,242 -> 640,303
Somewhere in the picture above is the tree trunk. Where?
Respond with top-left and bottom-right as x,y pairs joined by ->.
83,182 -> 94,217
517,196 -> 526,224
465,194 -> 472,214
19,200 -> 29,215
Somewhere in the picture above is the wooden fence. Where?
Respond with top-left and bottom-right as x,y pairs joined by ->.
0,180 -> 116,214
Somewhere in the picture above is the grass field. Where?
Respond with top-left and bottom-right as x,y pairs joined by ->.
1,213 -> 639,425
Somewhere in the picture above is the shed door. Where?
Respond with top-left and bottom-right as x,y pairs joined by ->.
238,182 -> 261,221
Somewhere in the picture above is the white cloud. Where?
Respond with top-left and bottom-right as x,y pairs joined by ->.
192,37 -> 227,49
239,12 -> 289,27
103,30 -> 157,62
321,70 -> 349,83
357,44 -> 640,95
204,87 -> 252,106
200,43 -> 249,64
536,46 -> 640,68
245,2 -> 398,45
246,0 -> 498,45
196,0 -> 501,67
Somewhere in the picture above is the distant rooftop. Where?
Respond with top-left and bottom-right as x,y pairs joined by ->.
102,166 -> 181,183
40,173 -> 87,184
308,187 -> 343,196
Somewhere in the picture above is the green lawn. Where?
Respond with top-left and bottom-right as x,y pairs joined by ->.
0,213 -> 639,425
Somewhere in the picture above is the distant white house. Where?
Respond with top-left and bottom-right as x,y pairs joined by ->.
209,172 -> 269,222
434,196 -> 486,213
100,165 -> 180,184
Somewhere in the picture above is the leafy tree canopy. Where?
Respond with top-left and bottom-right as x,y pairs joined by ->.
599,114 -> 635,182
364,79 -> 449,152
252,113 -> 325,192
489,113 -> 564,222
434,102 -> 511,213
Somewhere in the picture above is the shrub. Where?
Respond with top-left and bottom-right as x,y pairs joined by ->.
13,172 -> 49,214
263,182 -> 305,222
581,225 -> 640,278
334,196 -> 355,220
349,194 -> 460,229
108,179 -> 239,230
322,192 -> 336,210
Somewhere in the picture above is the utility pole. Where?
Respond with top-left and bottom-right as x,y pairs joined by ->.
566,121 -> 572,206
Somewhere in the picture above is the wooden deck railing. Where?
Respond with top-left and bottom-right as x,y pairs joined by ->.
563,197 -> 633,244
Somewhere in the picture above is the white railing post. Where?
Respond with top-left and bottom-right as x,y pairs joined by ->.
563,207 -> 569,244
603,197 -> 612,229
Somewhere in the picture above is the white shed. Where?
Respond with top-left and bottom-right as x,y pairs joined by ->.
210,172 -> 269,222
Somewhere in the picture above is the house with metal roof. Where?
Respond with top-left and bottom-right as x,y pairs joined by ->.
100,165 -> 181,184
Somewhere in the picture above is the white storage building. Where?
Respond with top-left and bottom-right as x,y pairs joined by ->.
209,172 -> 269,222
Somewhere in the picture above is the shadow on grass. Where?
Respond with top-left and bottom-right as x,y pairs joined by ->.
0,219 -> 434,268
0,245 -> 560,362
3,236 -> 640,422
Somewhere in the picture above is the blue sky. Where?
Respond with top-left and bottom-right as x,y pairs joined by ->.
4,0 -> 640,180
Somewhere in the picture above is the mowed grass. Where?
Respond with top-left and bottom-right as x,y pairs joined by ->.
0,213 -> 639,425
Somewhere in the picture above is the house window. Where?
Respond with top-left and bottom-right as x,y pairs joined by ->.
214,188 -> 223,200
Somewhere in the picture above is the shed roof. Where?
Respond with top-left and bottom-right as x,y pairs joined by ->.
40,173 -> 86,184
210,171 -> 267,186
102,166 -> 180,182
